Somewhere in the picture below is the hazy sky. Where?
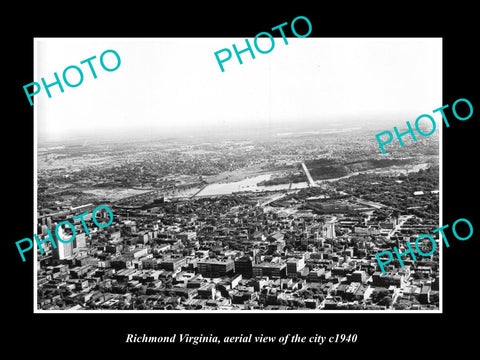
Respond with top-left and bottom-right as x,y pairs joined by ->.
35,37 -> 442,141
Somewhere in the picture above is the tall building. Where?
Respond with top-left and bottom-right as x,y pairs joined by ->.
267,232 -> 285,252
252,248 -> 261,265
234,256 -> 253,278
197,259 -> 234,278
347,270 -> 367,284
177,231 -> 197,241
252,262 -> 287,278
75,233 -> 87,249
53,226 -> 74,260
324,221 -> 336,239
159,257 -> 187,271
286,257 -> 305,277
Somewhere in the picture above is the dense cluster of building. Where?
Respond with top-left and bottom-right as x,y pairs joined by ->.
36,179 -> 439,311
36,130 -> 439,311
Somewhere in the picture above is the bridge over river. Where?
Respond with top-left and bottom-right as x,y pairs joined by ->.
301,162 -> 317,187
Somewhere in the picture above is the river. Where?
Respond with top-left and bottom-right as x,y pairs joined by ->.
195,174 -> 309,196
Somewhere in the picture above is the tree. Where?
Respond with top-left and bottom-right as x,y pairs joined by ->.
372,288 -> 390,303
413,272 -> 425,280
430,292 -> 439,303
378,296 -> 392,307
296,300 -> 306,308
348,304 -> 364,310
277,298 -> 288,306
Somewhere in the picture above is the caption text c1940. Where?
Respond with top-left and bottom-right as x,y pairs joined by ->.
125,333 -> 358,346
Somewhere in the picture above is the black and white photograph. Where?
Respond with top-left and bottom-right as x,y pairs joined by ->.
34,37 -> 442,313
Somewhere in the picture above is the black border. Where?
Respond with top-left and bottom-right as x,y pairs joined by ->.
6,5 -> 479,355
